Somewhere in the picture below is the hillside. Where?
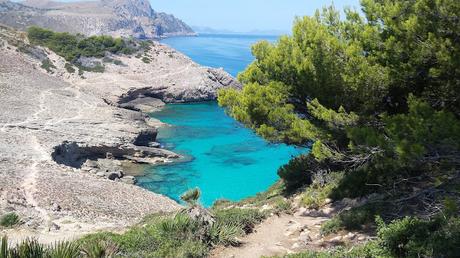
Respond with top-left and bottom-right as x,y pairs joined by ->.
0,25 -> 239,243
0,0 -> 196,38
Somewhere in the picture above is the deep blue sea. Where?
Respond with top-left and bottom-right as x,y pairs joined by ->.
137,34 -> 306,207
160,34 -> 278,77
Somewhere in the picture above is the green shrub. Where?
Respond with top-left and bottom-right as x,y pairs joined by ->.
377,215 -> 460,258
330,164 -> 397,200
141,56 -> 151,64
277,241 -> 388,258
320,204 -> 382,235
64,62 -> 75,73
209,221 -> 244,246
301,172 -> 343,209
0,212 -> 20,227
77,63 -> 105,73
277,154 -> 313,191
27,26 -> 138,62
46,241 -> 80,257
113,60 -> 123,66
80,239 -> 120,257
273,199 -> 292,214
212,199 -> 233,209
9,238 -> 45,257
180,188 -> 201,206
281,216 -> 460,258
214,208 -> 265,234
79,213 -> 209,257
319,217 -> 342,236
40,58 -> 56,73
1,237 -> 81,258
102,56 -> 114,63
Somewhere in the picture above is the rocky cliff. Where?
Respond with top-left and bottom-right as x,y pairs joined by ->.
0,0 -> 195,38
0,25 -> 240,243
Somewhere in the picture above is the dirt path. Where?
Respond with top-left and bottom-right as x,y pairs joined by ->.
20,89 -> 53,225
212,213 -> 329,258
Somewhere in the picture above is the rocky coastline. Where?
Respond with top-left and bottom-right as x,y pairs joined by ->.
0,25 -> 241,243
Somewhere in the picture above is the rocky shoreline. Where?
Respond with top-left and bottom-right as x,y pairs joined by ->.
0,25 -> 241,243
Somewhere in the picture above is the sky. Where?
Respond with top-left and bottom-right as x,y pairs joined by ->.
153,0 -> 361,33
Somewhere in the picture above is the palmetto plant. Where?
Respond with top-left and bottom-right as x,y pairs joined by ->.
80,240 -> 120,258
47,241 -> 80,258
1,237 -> 45,258
1,236 -> 81,258
180,188 -> 201,206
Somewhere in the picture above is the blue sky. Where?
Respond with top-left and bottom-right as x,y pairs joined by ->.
154,0 -> 361,33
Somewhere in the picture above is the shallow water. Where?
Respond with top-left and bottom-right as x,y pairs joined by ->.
138,102 -> 306,206
137,34 -> 306,206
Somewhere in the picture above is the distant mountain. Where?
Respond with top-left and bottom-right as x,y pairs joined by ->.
192,25 -> 287,36
0,0 -> 196,38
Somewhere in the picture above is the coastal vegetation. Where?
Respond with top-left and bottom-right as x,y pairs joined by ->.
27,27 -> 137,61
0,213 -> 19,228
0,189 -> 265,257
26,26 -> 152,74
219,0 -> 460,256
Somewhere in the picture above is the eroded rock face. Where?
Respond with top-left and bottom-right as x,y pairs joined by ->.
0,26 -> 239,243
0,0 -> 196,39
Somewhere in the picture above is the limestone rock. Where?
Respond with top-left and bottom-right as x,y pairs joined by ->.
0,0 -> 196,39
51,203 -> 61,212
121,176 -> 137,185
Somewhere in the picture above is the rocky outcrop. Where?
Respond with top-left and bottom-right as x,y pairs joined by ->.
0,25 -> 238,243
0,0 -> 196,38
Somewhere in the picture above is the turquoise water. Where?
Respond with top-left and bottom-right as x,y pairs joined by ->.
138,102 -> 305,206
137,34 -> 305,207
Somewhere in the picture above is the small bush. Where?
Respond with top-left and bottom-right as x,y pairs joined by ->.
181,188 -> 201,206
46,241 -> 80,257
279,241 -> 387,258
212,199 -> 233,209
0,212 -> 20,227
214,208 -> 265,234
101,57 -> 123,66
209,221 -> 244,246
273,199 -> 292,214
40,58 -> 56,73
330,162 -> 400,200
64,62 -> 75,73
80,239 -> 120,257
1,237 -> 82,257
320,204 -> 382,235
294,215 -> 460,258
77,63 -> 105,73
102,56 -> 114,63
141,56 -> 151,64
301,172 -> 343,209
377,215 -> 460,258
277,154 -> 314,191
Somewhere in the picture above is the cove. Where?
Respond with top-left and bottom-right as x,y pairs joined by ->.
137,34 -> 306,207
137,102 -> 306,206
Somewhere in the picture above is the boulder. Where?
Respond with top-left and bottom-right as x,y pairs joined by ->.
107,171 -> 123,180
121,176 -> 137,185
51,203 -> 61,212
